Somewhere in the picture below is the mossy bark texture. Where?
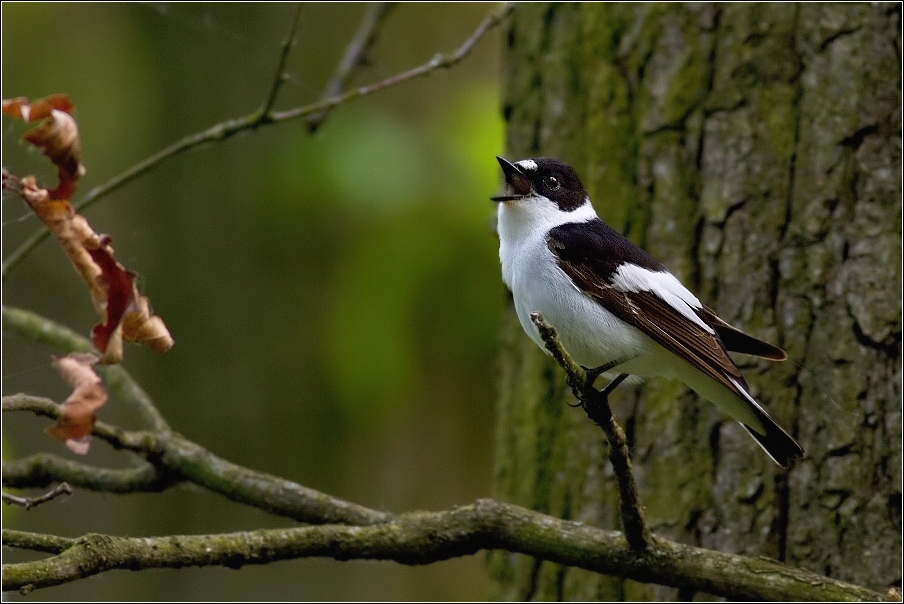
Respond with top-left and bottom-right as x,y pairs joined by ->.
491,4 -> 901,600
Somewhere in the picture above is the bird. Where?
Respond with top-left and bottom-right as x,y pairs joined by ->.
492,155 -> 803,468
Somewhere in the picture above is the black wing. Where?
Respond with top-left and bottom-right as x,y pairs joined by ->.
547,220 -> 747,395
545,220 -> 786,360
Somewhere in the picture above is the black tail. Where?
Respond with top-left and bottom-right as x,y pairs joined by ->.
741,415 -> 803,469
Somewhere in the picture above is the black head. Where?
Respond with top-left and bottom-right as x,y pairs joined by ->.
491,156 -> 588,212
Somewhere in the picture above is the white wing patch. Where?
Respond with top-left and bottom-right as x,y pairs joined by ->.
611,264 -> 714,334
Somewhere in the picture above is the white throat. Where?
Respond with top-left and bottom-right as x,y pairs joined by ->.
496,195 -> 597,246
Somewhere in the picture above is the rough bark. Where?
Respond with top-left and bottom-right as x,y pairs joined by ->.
490,3 -> 901,600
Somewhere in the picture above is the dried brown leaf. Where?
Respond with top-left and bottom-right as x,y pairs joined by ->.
123,294 -> 176,353
9,176 -> 176,362
3,94 -> 84,199
1,97 -> 31,118
45,353 -> 107,455
86,237 -> 138,361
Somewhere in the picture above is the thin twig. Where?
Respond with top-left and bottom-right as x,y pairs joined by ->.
273,2 -> 515,123
306,2 -> 396,132
1,2 -> 513,280
530,312 -> 651,552
260,3 -> 305,118
1,483 -> 72,510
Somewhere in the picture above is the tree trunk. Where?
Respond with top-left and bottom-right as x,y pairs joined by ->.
490,4 -> 901,600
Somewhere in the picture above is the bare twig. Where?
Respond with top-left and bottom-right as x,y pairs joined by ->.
306,2 -> 396,132
1,2 -> 513,280
0,500 -> 883,601
260,3 -> 305,118
530,312 -> 651,552
272,2 -> 515,124
1,483 -> 72,510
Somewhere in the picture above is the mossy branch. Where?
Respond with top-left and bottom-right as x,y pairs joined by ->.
1,500 -> 884,601
2,530 -> 75,554
3,453 -> 175,494
2,394 -> 390,526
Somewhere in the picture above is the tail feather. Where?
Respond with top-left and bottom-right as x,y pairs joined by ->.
727,376 -> 803,468
742,419 -> 804,469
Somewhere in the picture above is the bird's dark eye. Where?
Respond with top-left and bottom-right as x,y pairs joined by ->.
544,176 -> 560,191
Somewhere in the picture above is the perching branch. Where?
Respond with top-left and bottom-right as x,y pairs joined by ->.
529,312 -> 651,552
0,2 -> 513,280
0,499 -> 884,601
306,2 -> 397,132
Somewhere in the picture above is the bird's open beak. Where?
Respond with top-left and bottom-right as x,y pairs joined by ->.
491,156 -> 532,202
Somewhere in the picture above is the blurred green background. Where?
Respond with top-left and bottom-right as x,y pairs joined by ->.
2,3 -> 506,600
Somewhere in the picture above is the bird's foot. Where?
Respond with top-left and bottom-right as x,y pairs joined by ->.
581,356 -> 634,387
569,370 -> 631,409
578,373 -> 629,426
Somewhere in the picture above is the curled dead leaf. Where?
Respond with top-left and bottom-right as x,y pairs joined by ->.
86,237 -> 137,362
123,294 -> 176,353
45,353 -> 107,455
2,94 -> 84,199
86,236 -> 174,362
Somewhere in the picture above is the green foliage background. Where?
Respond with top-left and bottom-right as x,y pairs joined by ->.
2,3 -> 505,600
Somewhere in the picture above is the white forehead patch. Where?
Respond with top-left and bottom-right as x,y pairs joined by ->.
515,159 -> 537,171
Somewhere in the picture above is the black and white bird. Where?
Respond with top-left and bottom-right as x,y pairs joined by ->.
492,156 -> 803,468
